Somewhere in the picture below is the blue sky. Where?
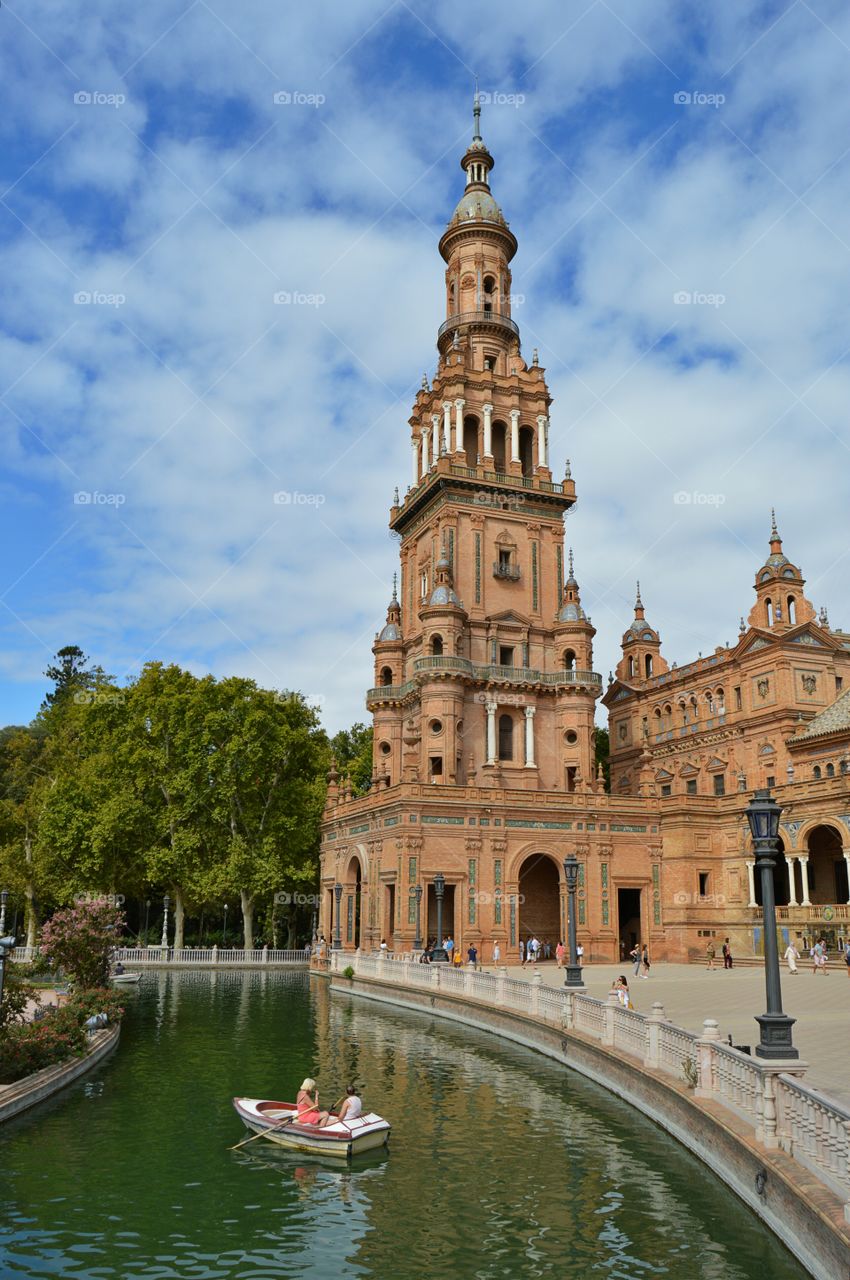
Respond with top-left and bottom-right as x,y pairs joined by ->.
1,1 -> 849,731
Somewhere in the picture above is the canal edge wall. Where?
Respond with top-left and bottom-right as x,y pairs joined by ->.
0,1025 -> 120,1125
328,971 -> 849,1280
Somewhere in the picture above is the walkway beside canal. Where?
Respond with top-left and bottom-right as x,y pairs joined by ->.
505,961 -> 850,1107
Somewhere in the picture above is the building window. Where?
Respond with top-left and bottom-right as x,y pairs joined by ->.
499,645 -> 514,667
498,714 -> 514,761
713,774 -> 725,796
734,686 -> 742,710
380,666 -> 393,686
826,763 -> 835,778
430,634 -> 443,656
628,656 -> 635,678
787,596 -> 796,625
686,779 -> 697,795
420,573 -> 428,598
661,784 -> 671,797
766,774 -> 775,788
813,765 -> 821,780
565,765 -> 578,792
835,676 -> 843,692
563,649 -> 576,671
645,654 -> 653,677
429,756 -> 443,778
698,872 -> 709,897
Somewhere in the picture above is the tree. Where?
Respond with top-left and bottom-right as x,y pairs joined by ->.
39,897 -> 125,988
329,722 -> 373,794
41,646 -> 99,711
200,680 -> 327,949
0,727 -> 53,947
595,726 -> 610,793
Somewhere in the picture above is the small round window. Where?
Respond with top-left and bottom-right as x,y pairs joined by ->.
430,718 -> 443,735
564,730 -> 578,745
379,741 -> 391,755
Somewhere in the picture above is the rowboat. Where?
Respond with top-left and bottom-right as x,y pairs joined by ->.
110,971 -> 142,984
232,1097 -> 390,1158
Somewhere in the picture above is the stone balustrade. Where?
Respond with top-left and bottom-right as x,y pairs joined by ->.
331,950 -> 850,1210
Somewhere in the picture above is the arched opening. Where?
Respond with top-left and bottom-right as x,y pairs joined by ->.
448,280 -> 456,310
498,713 -> 514,761
628,656 -> 635,678
463,416 -> 479,468
380,666 -> 393,686
645,653 -> 653,677
518,853 -> 561,953
690,696 -> 699,721
518,425 -> 535,477
787,596 -> 796,625
430,634 -> 443,656
826,762 -> 835,778
563,648 -> 576,671
806,824 -> 847,904
813,765 -> 822,780
716,688 -> 726,715
754,837 -> 791,907
491,420 -> 507,472
705,689 -> 714,715
679,701 -> 688,726
766,598 -> 774,626
482,274 -> 496,312
663,703 -> 672,732
344,856 -> 363,949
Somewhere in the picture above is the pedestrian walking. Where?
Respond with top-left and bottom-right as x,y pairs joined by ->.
784,941 -> 800,974
845,941 -> 850,978
519,938 -> 525,965
555,940 -> 565,968
576,942 -> 584,964
492,940 -> 501,966
706,940 -> 716,970
630,944 -> 641,977
812,938 -> 828,975
722,938 -> 733,970
640,944 -> 650,979
467,943 -> 478,968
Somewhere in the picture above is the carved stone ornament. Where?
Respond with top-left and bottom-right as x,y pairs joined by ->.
757,678 -> 770,698
802,674 -> 817,694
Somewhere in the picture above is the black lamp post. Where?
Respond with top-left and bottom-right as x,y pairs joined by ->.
412,884 -> 423,951
223,902 -> 229,947
143,898 -> 151,947
0,934 -> 16,1009
745,789 -> 798,1060
562,854 -> 584,988
431,873 -> 448,962
0,888 -> 8,936
333,883 -> 343,950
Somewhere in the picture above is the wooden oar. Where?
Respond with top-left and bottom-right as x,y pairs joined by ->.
230,1094 -> 347,1152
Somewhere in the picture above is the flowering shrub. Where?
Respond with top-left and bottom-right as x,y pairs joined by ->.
0,962 -> 35,1033
39,899 -> 125,988
0,988 -> 125,1084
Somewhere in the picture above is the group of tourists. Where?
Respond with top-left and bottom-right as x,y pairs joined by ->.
784,937 -> 850,975
295,1080 -> 362,1128
629,943 -> 651,979
705,938 -> 734,970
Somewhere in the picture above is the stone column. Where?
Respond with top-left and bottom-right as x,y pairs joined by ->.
442,401 -> 452,455
454,398 -> 465,453
798,855 -> 812,907
485,699 -> 497,765
745,859 -> 757,908
482,403 -> 493,458
411,436 -> 419,486
787,856 -> 798,907
431,413 -> 442,458
844,850 -> 850,903
524,705 -> 536,767
510,408 -> 520,463
421,424 -> 430,474
536,414 -> 547,468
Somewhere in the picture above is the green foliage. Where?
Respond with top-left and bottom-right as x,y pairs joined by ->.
0,961 -> 35,1032
329,722 -> 373,795
0,987 -> 124,1084
594,727 -> 610,793
342,965 -> 355,979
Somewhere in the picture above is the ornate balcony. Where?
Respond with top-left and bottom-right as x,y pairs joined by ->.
436,309 -> 520,352
366,659 -> 602,705
493,560 -> 520,581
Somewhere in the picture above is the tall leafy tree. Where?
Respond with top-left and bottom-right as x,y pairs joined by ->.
329,722 -> 373,795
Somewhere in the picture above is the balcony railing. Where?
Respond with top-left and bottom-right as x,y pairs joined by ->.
366,661 -> 602,703
437,310 -> 520,343
493,560 -> 521,580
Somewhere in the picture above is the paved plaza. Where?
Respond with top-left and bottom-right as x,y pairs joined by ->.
499,960 -> 850,1107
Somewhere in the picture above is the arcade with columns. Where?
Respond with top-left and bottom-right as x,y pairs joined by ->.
319,101 -> 850,964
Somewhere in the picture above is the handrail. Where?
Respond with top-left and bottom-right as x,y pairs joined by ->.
367,662 -> 602,702
437,311 -> 520,341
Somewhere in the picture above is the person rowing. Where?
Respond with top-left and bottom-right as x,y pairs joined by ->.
337,1085 -> 362,1125
296,1078 -> 332,1127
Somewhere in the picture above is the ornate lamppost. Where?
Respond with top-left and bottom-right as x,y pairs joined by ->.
223,902 -> 229,947
0,933 -> 17,1009
311,908 -> 318,942
161,894 -> 170,950
745,789 -> 798,1060
333,883 -> 343,950
431,873 -> 448,962
412,884 -> 423,951
562,854 -> 585,988
143,898 -> 151,947
0,888 -> 8,936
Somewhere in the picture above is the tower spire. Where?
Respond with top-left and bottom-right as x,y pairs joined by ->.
472,82 -> 482,142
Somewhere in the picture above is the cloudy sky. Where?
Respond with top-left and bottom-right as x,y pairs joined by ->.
1,0 -> 849,732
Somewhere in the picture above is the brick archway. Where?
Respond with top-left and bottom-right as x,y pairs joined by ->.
517,853 -> 561,951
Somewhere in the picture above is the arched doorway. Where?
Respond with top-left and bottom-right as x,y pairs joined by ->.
754,838 -> 790,907
806,825 -> 847,904
344,855 -> 363,949
518,854 -> 561,952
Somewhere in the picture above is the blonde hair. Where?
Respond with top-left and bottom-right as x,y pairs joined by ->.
300,1078 -> 316,1092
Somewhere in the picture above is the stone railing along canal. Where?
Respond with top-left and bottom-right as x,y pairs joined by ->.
330,950 -> 850,1214
12,945 -> 309,968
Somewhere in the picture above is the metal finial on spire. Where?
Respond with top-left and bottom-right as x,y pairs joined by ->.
393,485 -> 399,506
739,616 -> 745,633
568,547 -> 574,577
532,347 -> 539,366
565,458 -> 572,479
473,80 -> 482,140
392,572 -> 398,602
635,581 -> 642,608
770,507 -> 778,538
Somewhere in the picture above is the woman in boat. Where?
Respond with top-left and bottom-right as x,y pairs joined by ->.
296,1078 -> 331,1127
337,1085 -> 362,1124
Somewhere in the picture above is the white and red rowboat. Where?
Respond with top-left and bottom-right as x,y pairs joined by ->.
232,1097 -> 391,1158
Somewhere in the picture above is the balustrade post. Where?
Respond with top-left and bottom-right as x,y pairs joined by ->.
561,989 -> 574,1030
431,963 -> 441,990
531,969 -> 542,1017
603,992 -> 618,1046
262,945 -> 268,965
645,1001 -> 667,1069
496,965 -> 507,1007
694,1018 -> 721,1099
